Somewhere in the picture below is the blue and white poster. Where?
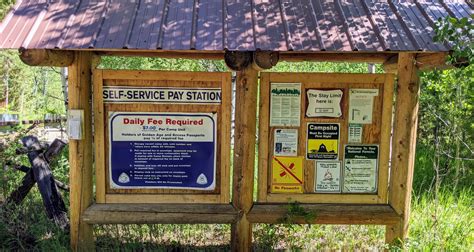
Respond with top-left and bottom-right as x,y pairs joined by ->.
108,112 -> 217,190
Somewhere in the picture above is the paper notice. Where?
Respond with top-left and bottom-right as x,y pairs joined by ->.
349,89 -> 379,124
343,145 -> 379,193
306,89 -> 343,118
348,124 -> 363,143
270,83 -> 301,127
274,129 -> 298,156
315,161 -> 341,193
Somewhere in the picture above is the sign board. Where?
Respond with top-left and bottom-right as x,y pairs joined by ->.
109,112 -> 217,190
103,87 -> 222,104
270,83 -> 301,126
271,156 -> 304,193
306,123 -> 340,160
306,89 -> 343,117
315,161 -> 341,193
273,129 -> 298,156
343,145 -> 379,193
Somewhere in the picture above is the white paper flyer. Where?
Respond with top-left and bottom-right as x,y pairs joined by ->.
270,83 -> 301,127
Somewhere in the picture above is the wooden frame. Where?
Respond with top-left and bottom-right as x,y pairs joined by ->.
93,69 -> 232,204
257,72 -> 395,204
61,50 -> 431,251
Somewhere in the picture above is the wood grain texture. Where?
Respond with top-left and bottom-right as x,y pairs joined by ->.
258,72 -> 393,204
95,71 -> 232,203
82,203 -> 237,224
248,203 -> 400,225
93,69 -> 105,203
231,67 -> 259,252
386,53 -> 420,244
68,51 -> 94,251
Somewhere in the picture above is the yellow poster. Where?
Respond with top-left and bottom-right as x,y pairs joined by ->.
271,156 -> 304,193
306,123 -> 340,160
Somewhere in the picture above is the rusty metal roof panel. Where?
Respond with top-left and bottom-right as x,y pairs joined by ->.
0,0 -> 472,52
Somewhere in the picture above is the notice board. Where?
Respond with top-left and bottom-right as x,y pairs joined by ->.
257,72 -> 394,204
93,70 -> 232,204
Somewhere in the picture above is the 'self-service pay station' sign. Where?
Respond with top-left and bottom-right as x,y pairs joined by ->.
109,112 -> 217,190
103,87 -> 222,104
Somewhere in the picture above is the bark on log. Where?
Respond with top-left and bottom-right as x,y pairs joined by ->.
21,136 -> 69,231
19,49 -> 74,67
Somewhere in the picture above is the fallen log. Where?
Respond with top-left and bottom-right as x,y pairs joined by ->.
21,136 -> 69,231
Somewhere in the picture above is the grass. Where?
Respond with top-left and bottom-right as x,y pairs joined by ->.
0,138 -> 472,250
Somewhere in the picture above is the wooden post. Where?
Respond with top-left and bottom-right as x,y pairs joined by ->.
231,65 -> 259,251
386,53 -> 420,245
68,51 -> 95,251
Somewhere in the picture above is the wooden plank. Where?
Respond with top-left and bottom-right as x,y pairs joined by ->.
257,72 -> 270,202
93,69 -> 105,203
220,73 -> 232,203
68,51 -> 94,251
268,72 -> 386,84
231,67 -> 259,252
265,193 -> 382,204
105,193 -> 222,204
248,203 -> 400,225
279,52 -> 391,63
82,203 -> 237,224
378,74 -> 395,203
386,53 -> 420,245
102,70 -> 224,81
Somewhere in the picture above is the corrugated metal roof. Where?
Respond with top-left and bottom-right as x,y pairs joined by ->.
0,0 -> 472,52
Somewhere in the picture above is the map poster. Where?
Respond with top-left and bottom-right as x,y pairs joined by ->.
306,123 -> 340,160
349,89 -> 379,124
306,89 -> 343,118
315,161 -> 341,193
270,83 -> 301,127
343,145 -> 379,193
108,112 -> 217,190
271,156 -> 304,193
274,129 -> 298,156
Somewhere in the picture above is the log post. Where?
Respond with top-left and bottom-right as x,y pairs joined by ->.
230,52 -> 259,251
386,53 -> 420,246
68,51 -> 94,251
19,49 -> 74,67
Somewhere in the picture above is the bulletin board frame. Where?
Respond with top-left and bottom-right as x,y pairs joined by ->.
93,69 -> 232,204
257,72 -> 395,204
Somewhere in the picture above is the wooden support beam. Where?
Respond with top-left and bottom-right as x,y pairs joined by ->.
386,53 -> 420,246
280,52 -> 391,63
248,204 -> 400,225
98,50 -> 223,60
224,51 -> 252,71
82,204 -> 237,224
68,51 -> 94,251
231,66 -> 259,251
384,53 -> 450,73
252,51 -> 279,70
19,49 -> 74,67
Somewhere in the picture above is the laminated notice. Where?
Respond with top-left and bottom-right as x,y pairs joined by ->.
349,89 -> 379,124
343,145 -> 379,193
274,129 -> 298,156
306,89 -> 343,118
270,83 -> 301,127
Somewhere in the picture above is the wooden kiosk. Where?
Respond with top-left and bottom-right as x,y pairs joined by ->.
1,0 -> 470,250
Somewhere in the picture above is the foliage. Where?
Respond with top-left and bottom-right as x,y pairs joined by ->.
0,50 -> 66,119
434,15 -> 474,65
